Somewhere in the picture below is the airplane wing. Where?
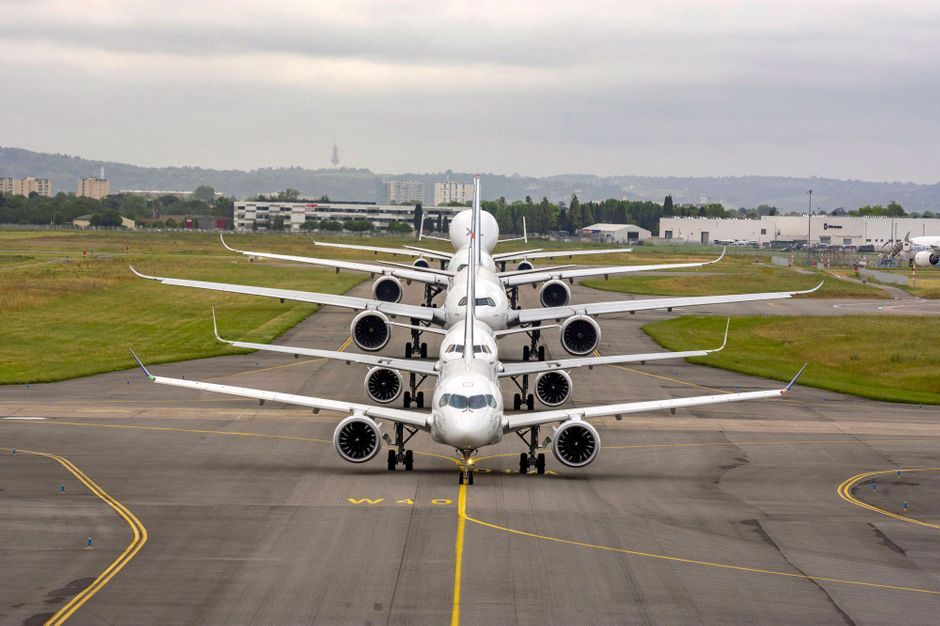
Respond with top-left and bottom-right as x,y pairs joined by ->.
497,264 -> 575,277
493,247 -> 632,262
221,236 -> 448,286
212,311 -> 439,376
501,251 -> 725,287
499,320 -> 729,377
376,261 -> 455,277
505,364 -> 806,431
130,351 -> 429,429
312,239 -> 452,262
512,282 -> 823,325
130,266 -> 441,323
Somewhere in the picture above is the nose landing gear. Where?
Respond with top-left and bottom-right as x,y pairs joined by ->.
457,449 -> 476,485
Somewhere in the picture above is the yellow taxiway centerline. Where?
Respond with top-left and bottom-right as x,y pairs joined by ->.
837,468 -> 940,531
13,448 -> 148,625
451,483 -> 468,626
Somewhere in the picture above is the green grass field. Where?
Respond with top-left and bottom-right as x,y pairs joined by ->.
643,315 -> 940,404
582,257 -> 887,299
0,231 -> 370,384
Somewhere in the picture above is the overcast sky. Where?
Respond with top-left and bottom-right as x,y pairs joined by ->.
2,1 -> 938,182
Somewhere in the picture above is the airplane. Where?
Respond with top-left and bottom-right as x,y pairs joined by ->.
131,179 -> 807,483
882,233 -> 940,267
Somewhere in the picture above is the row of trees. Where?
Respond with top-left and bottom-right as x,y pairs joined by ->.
0,186 -> 235,226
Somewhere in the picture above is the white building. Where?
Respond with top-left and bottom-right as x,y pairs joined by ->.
434,181 -> 474,206
580,223 -> 651,243
659,215 -> 940,247
381,178 -> 425,204
234,201 -> 463,232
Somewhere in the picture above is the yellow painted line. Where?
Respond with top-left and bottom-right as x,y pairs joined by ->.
459,484 -> 940,596
451,483 -> 468,626
606,437 -> 940,450
13,448 -> 147,625
837,468 -> 940,531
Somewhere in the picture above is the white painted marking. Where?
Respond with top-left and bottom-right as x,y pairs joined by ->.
2,416 -> 48,421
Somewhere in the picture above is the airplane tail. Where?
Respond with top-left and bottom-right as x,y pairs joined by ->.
463,175 -> 482,366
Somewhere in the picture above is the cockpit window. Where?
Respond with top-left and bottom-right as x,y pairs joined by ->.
445,344 -> 491,355
440,394 -> 497,410
448,395 -> 468,409
457,297 -> 496,307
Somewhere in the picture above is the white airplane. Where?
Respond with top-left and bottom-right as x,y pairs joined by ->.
131,183 -> 807,483
882,233 -> 940,267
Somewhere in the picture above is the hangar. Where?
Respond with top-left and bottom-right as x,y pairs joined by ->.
580,223 -> 651,243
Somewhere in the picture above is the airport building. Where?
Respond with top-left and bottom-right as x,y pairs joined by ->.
659,215 -> 940,247
381,178 -> 425,204
1,176 -> 52,197
580,223 -> 651,243
77,177 -> 110,199
434,181 -> 474,206
234,201 -> 463,232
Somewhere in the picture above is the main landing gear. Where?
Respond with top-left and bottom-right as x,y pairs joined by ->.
423,284 -> 443,308
516,426 -> 546,475
521,323 -> 545,362
510,375 -> 535,411
404,317 -> 428,360
385,423 -> 417,471
402,371 -> 428,408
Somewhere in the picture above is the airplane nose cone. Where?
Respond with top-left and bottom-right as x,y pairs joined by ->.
445,413 -> 492,449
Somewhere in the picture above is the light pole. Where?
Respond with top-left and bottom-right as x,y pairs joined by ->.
806,189 -> 813,246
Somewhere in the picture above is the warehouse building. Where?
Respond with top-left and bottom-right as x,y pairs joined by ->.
234,201 -> 462,232
659,215 -> 940,247
580,223 -> 651,243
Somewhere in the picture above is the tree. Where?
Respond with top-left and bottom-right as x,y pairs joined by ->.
321,220 -> 343,231
271,215 -> 285,231
345,220 -> 374,232
412,203 -> 423,232
435,212 -> 443,232
193,185 -> 216,203
277,189 -> 300,201
90,210 -> 122,228
568,194 -> 582,233
300,220 -> 319,231
663,195 -> 674,217
387,221 -> 413,233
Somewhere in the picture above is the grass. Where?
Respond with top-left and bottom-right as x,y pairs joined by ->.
0,231 -> 369,384
582,257 -> 887,299
643,315 -> 940,405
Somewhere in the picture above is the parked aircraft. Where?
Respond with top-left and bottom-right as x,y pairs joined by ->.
131,179 -> 806,483
883,233 -> 940,267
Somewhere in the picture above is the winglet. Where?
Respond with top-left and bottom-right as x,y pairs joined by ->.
794,281 -> 824,295
128,265 -> 157,280
128,349 -> 155,380
522,216 -> 528,244
219,233 -> 240,253
784,363 -> 808,392
715,318 -> 730,352
706,247 -> 726,264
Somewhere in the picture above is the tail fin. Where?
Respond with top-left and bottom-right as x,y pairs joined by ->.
463,175 -> 482,365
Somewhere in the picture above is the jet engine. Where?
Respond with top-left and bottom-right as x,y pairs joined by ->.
516,260 -> 534,272
333,415 -> 382,463
535,370 -> 572,406
539,279 -> 571,308
365,367 -> 403,404
413,257 -> 430,268
350,311 -> 391,352
372,276 -> 403,303
560,315 -> 601,355
914,250 -> 940,267
551,420 -> 600,468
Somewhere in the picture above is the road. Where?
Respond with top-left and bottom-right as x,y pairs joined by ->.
1,278 -> 939,624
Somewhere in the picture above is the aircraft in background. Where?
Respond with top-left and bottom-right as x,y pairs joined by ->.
132,179 -> 806,483
883,233 -> 940,267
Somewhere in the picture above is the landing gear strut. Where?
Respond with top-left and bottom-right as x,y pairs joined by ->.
506,285 -> 519,309
402,372 -> 428,408
457,450 -> 477,484
516,426 -> 545,475
510,375 -> 535,411
385,423 -> 417,471
423,284 -> 443,308
405,317 -> 428,360
521,323 -> 545,361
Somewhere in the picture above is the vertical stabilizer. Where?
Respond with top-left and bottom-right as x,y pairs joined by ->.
463,175 -> 482,366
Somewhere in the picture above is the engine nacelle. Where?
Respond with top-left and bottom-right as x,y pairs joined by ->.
560,315 -> 601,356
413,257 -> 430,269
535,370 -> 572,406
350,310 -> 391,352
333,415 -> 382,463
365,367 -> 403,404
551,420 -> 600,468
372,276 -> 403,303
914,250 -> 940,267
539,279 -> 571,308
516,260 -> 534,272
